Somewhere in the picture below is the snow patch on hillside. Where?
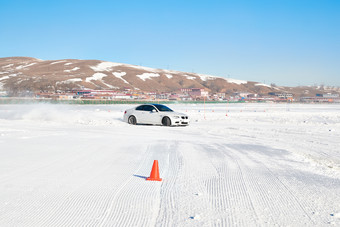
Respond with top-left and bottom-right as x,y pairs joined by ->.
64,67 -> 80,73
165,74 -> 173,79
137,73 -> 160,81
0,74 -> 18,79
113,72 -> 129,84
15,65 -> 25,70
163,69 -> 182,74
50,61 -> 66,65
85,73 -> 107,82
255,83 -> 271,87
225,78 -> 247,85
2,64 -> 13,68
196,74 -> 218,81
194,73 -> 247,84
24,62 -> 37,68
127,64 -> 159,72
183,74 -> 197,80
102,82 -> 118,89
16,63 -> 37,70
90,62 -> 122,72
65,78 -> 82,83
86,73 -> 119,89
0,76 -> 10,81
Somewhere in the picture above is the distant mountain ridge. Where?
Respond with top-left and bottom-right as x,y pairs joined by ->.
0,57 -> 339,97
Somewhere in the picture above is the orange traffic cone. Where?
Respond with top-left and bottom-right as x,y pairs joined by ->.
146,160 -> 162,181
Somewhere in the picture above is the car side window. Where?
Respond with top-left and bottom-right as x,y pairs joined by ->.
135,105 -> 145,111
143,105 -> 155,112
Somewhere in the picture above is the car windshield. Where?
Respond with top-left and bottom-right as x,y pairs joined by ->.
153,104 -> 173,112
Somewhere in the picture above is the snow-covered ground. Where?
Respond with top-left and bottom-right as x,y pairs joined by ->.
0,103 -> 339,226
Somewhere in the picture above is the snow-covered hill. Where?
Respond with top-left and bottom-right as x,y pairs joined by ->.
0,57 -> 274,95
1,57 -> 339,97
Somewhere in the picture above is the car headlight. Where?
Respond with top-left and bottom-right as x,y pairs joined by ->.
173,116 -> 180,119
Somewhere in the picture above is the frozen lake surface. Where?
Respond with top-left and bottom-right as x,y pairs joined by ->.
0,103 -> 340,226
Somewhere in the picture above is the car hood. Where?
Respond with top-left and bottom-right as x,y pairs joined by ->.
162,111 -> 188,117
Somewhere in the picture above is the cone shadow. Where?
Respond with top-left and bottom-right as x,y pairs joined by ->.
133,174 -> 147,179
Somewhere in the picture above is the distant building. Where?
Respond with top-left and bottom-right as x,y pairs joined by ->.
112,94 -> 133,100
247,93 -> 258,98
62,89 -> 137,100
58,94 -> 75,100
277,93 -> 293,99
168,94 -> 179,101
268,92 -> 293,101
301,93 -> 340,103
316,93 -> 339,98
156,93 -> 170,100
0,91 -> 8,97
233,92 -> 251,98
180,88 -> 209,100
216,93 -> 226,99
300,97 -> 336,103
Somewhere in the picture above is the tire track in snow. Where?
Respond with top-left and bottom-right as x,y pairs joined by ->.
217,143 -> 316,226
56,142 -> 153,227
155,142 -> 218,226
153,142 -> 180,226
202,144 -> 260,226
155,142 -> 186,226
0,142 -> 112,226
0,139 -> 151,226
230,143 -> 336,225
95,141 -> 172,226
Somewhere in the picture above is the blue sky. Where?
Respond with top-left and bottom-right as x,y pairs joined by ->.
0,0 -> 339,86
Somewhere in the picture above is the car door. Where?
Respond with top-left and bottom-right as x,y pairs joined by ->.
142,105 -> 159,124
134,105 -> 147,123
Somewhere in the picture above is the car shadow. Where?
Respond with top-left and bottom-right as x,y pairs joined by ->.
135,124 -> 158,127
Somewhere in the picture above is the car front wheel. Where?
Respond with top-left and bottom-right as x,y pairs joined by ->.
128,115 -> 137,125
162,117 -> 171,126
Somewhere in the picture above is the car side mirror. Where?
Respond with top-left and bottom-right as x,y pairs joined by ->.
151,109 -> 156,113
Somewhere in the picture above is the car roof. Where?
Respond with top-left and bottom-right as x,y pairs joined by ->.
150,103 -> 166,106
136,104 -> 168,110
138,103 -> 166,107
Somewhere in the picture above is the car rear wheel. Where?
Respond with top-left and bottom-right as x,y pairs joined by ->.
128,115 -> 137,125
162,117 -> 171,126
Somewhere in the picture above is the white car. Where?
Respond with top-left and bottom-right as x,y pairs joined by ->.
123,104 -> 189,126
